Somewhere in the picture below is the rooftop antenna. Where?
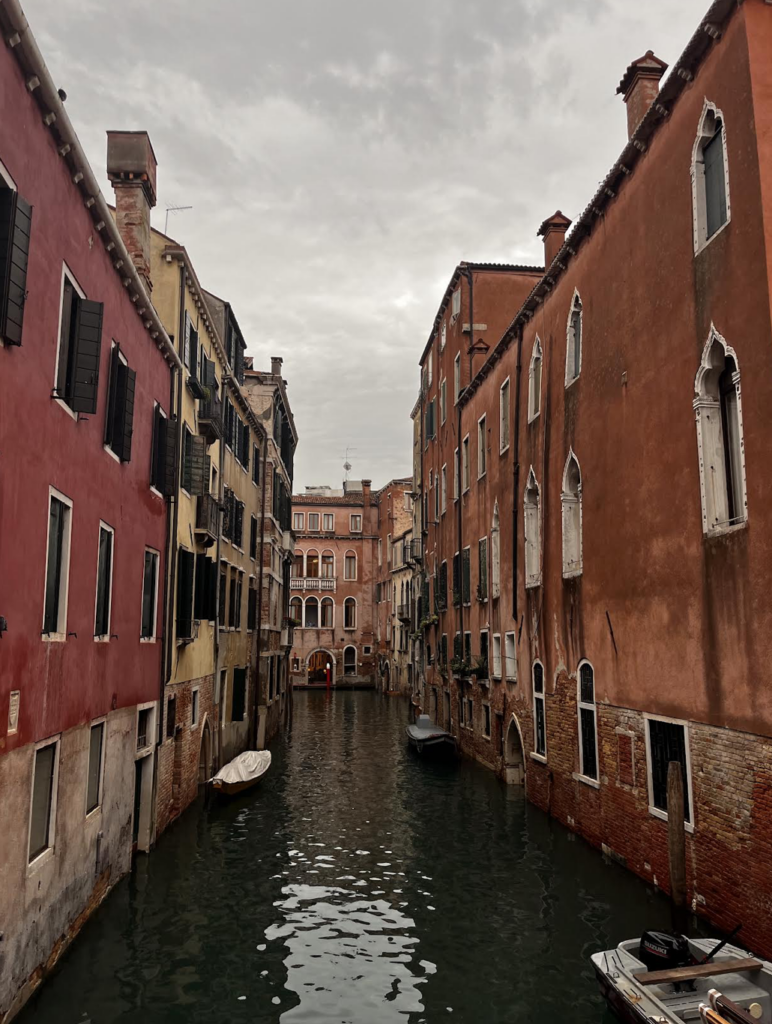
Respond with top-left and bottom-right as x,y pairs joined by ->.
343,447 -> 357,483
164,203 -> 193,235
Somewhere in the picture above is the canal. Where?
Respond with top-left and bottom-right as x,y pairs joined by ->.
22,691 -> 687,1024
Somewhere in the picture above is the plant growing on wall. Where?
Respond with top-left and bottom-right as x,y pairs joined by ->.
450,657 -> 471,678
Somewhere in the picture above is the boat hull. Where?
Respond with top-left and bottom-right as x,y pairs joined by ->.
593,964 -> 650,1024
211,776 -> 263,797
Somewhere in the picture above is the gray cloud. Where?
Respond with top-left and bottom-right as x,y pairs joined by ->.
26,0 -> 706,489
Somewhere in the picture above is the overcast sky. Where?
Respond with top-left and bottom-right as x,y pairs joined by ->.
26,0 -> 706,491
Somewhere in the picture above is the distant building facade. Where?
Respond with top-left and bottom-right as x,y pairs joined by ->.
373,479 -> 414,694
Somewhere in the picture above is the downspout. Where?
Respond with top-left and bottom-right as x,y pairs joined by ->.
512,324 -> 523,622
253,430 -> 269,748
214,375 -> 225,771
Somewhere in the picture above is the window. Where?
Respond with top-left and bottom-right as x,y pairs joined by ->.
561,451 -> 582,577
29,741 -> 58,862
344,645 -> 357,675
646,717 -> 691,824
491,502 -> 500,599
181,425 -> 209,496
137,707 -> 152,750
308,513 -> 320,531
350,514 -> 362,533
104,343 -> 136,462
235,572 -> 243,630
247,578 -> 258,631
425,397 -> 436,441
0,181 -> 32,345
166,695 -> 176,738
452,552 -> 461,606
454,448 -> 459,500
320,551 -> 334,578
566,291 -> 582,386
504,632 -> 516,681
524,469 -> 541,588
462,547 -> 471,605
478,537 -> 488,601
94,523 -> 114,639
440,379 -> 447,424
692,101 -> 730,253
344,551 -> 357,580
441,465 -> 447,514
219,565 -> 228,626
577,661 -> 597,781
451,287 -> 461,322
43,489 -> 73,637
228,570 -> 237,629
292,552 -> 303,578
252,444 -> 260,485
321,596 -> 334,628
499,379 -> 510,452
479,630 -> 489,676
378,538 -> 382,566
462,435 -> 470,492
528,337 -> 542,421
54,270 -> 104,414
177,548 -> 195,639
427,350 -> 433,388
293,512 -> 304,531
305,596 -> 319,629
323,513 -> 334,531
483,704 -> 491,739
533,662 -> 546,757
86,722 -> 104,813
454,352 -> 461,403
476,416 -> 487,478
141,549 -> 159,640
231,667 -> 246,721
250,516 -> 258,560
289,595 -> 302,626
150,404 -> 176,495
438,561 -> 447,610
694,327 -> 747,533
434,479 -> 439,521
344,597 -> 356,629
191,688 -> 199,727
492,634 -> 502,678
440,321 -> 447,351
465,696 -> 474,729
306,550 -> 319,577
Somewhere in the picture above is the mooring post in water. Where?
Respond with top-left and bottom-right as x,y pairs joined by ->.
326,661 -> 331,693
668,760 -> 687,928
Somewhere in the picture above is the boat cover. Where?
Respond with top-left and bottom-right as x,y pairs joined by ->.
211,750 -> 271,785
406,715 -> 451,741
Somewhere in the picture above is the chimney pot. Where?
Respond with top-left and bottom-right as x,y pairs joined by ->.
616,50 -> 668,140
271,356 -> 283,376
106,130 -> 158,291
537,210 -> 572,269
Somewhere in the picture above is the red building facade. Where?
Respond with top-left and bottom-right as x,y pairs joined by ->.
0,8 -> 177,1017
414,0 -> 772,952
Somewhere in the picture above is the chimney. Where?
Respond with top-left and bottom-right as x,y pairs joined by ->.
537,210 -> 572,269
616,51 -> 668,140
106,131 -> 158,291
271,356 -> 283,377
362,479 -> 372,510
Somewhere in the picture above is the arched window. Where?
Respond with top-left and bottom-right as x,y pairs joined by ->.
528,336 -> 542,421
343,645 -> 357,675
577,660 -> 597,781
344,550 -> 357,581
491,501 -> 501,599
344,597 -> 356,629
694,326 -> 746,533
320,596 -> 334,628
304,596 -> 319,629
289,596 -> 302,625
321,551 -> 335,578
692,100 -> 730,253
306,550 -> 319,578
533,661 -> 546,757
565,291 -> 582,386
561,451 -> 582,577
292,551 -> 304,578
524,469 -> 541,589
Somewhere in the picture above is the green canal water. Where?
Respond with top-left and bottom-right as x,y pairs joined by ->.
21,691 -> 690,1024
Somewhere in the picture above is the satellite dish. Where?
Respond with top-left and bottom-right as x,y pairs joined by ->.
344,461 -> 351,472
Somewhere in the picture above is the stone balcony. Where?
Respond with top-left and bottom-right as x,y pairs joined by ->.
290,577 -> 337,592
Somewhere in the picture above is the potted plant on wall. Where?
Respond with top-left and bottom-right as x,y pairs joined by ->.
450,657 -> 471,679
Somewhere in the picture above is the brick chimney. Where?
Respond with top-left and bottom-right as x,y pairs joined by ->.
271,356 -> 283,377
537,210 -> 572,269
106,131 -> 157,291
616,51 -> 668,139
362,479 -> 372,510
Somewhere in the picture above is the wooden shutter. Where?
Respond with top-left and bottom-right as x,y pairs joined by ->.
183,311 -> 191,367
235,342 -> 244,384
479,538 -> 487,600
452,553 -> 460,601
0,190 -> 32,345
235,501 -> 244,547
176,548 -> 194,639
104,343 -> 121,447
69,298 -> 104,414
462,548 -> 471,604
189,326 -> 199,381
242,425 -> 250,470
188,434 -> 210,496
161,417 -> 178,496
113,364 -> 136,462
206,557 -> 217,620
194,553 -> 207,620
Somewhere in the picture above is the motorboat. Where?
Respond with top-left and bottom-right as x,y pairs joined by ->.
405,714 -> 456,755
210,750 -> 271,796
592,929 -> 772,1023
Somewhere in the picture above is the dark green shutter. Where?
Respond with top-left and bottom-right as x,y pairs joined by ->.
115,365 -> 136,462
462,548 -> 471,604
161,417 -> 178,496
235,342 -> 244,385
0,190 -> 32,345
189,326 -> 199,381
188,434 -> 209,496
243,425 -> 250,470
69,298 -> 103,414
104,344 -> 121,447
176,548 -> 194,639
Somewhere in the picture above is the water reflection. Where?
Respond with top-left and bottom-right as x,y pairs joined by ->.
20,691 -> 692,1024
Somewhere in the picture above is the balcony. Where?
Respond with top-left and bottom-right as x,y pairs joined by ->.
397,603 -> 411,623
195,493 -> 219,543
409,538 -> 422,563
281,623 -> 294,648
290,577 -> 337,592
198,390 -> 223,443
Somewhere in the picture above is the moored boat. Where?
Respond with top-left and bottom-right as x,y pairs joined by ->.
405,714 -> 456,755
592,930 -> 772,1023
210,750 -> 272,796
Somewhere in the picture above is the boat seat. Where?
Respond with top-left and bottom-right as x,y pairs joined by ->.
636,959 -> 763,986
652,971 -> 770,1023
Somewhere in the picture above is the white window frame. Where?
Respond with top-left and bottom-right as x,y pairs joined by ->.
378,537 -> 382,566
477,414 -> 487,479
454,352 -> 461,404
454,448 -> 459,501
28,735 -> 61,870
504,631 -> 516,681
136,701 -> 157,756
53,263 -> 86,422
344,597 -> 357,630
576,659 -> 599,787
523,468 -> 541,589
561,450 -> 583,578
42,486 -> 74,641
482,702 -> 491,739
532,661 -> 547,761
93,520 -> 115,641
308,512 -> 320,532
644,713 -> 695,832
323,513 -> 334,531
491,634 -> 502,679
565,289 -> 583,388
691,98 -> 731,256
440,377 -> 447,425
499,377 -> 510,453
528,336 -> 542,422
343,644 -> 358,675
350,514 -> 362,533
85,716 -> 107,817
149,403 -> 167,499
293,512 -> 305,531
462,435 -> 470,493
140,546 -> 160,642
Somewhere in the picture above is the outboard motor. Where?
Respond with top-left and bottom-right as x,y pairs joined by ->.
639,931 -> 692,972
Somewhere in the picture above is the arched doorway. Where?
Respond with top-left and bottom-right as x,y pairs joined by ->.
198,717 -> 212,785
308,649 -> 335,686
504,715 -> 525,786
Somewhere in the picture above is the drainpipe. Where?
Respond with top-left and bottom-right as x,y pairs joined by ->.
252,429 -> 269,748
214,373 -> 225,771
512,324 -> 523,622
465,267 -> 474,384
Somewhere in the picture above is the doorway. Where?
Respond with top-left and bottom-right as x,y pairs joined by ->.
504,716 -> 525,786
198,718 -> 212,785
308,649 -> 335,686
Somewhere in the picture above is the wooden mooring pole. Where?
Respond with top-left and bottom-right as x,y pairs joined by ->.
668,760 -> 687,930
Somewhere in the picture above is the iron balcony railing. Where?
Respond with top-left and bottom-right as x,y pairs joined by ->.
195,493 -> 219,539
198,390 -> 224,441
290,577 -> 337,592
397,603 -> 411,623
409,538 -> 422,562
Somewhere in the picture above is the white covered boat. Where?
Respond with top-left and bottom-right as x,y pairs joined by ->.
405,714 -> 456,755
210,750 -> 271,796
592,930 -> 772,1024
